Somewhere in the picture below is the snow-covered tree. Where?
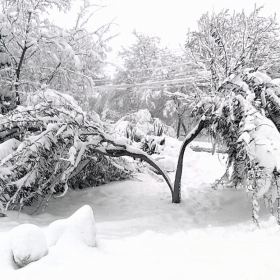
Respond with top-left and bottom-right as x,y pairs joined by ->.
110,30 -> 208,137
172,7 -> 280,224
185,6 -> 280,90
0,0 -> 111,112
174,69 -> 280,225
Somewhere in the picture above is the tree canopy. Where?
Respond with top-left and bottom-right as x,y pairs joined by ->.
185,6 -> 280,90
0,0 -> 112,112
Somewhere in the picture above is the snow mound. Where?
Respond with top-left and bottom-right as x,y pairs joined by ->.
47,205 -> 96,247
10,224 -> 48,268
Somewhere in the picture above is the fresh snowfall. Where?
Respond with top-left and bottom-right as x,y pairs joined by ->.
1,137 -> 280,280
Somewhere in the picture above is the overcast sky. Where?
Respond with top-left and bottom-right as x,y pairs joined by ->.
103,0 -> 279,50
53,0 -> 280,64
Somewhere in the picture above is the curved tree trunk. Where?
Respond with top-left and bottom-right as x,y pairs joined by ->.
173,116 -> 210,203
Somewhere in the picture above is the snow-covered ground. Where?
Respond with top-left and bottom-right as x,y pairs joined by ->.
1,137 -> 280,280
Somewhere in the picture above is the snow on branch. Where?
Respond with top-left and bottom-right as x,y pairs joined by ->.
178,68 -> 280,224
0,89 -> 173,216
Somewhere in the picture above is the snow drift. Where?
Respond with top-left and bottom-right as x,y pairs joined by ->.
47,205 -> 96,247
10,224 -> 48,268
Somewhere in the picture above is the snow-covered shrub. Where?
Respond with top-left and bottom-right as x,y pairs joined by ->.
47,205 -> 96,247
101,108 -> 122,123
10,224 -> 48,268
0,89 -> 172,215
112,110 -> 174,157
0,138 -> 21,161
0,90 -> 133,214
0,88 -> 17,114
68,154 -> 132,188
153,118 -> 164,136
141,135 -> 165,155
114,109 -> 175,138
232,95 -> 280,223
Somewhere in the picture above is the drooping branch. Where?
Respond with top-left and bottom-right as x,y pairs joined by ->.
80,131 -> 174,198
173,116 -> 210,203
94,146 -> 174,198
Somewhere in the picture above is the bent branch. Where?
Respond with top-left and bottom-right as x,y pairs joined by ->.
95,147 -> 174,199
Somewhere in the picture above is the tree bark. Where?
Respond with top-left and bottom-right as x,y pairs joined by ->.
173,116 -> 210,203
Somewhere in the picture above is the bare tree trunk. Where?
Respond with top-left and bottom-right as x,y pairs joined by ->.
177,117 -> 181,138
173,116 -> 209,203
181,121 -> 188,135
14,11 -> 32,105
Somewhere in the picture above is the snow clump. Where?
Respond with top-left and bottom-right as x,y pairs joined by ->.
47,205 -> 96,247
10,224 -> 48,268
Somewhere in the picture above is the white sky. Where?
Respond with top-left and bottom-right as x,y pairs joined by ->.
53,0 -> 280,64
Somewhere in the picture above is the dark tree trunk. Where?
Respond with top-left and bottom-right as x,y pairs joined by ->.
181,121 -> 188,135
177,117 -> 181,138
173,116 -> 209,203
14,11 -> 32,105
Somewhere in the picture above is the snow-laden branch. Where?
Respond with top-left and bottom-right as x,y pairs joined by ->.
0,89 -> 174,216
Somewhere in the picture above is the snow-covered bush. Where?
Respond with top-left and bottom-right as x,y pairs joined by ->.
10,224 -> 48,268
111,109 -> 174,156
113,109 -> 175,138
0,90 -> 133,214
141,135 -> 165,155
68,155 -> 132,189
0,89 -> 172,216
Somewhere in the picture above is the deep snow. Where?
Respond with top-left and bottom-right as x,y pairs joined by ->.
1,137 -> 280,280
10,224 -> 48,268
